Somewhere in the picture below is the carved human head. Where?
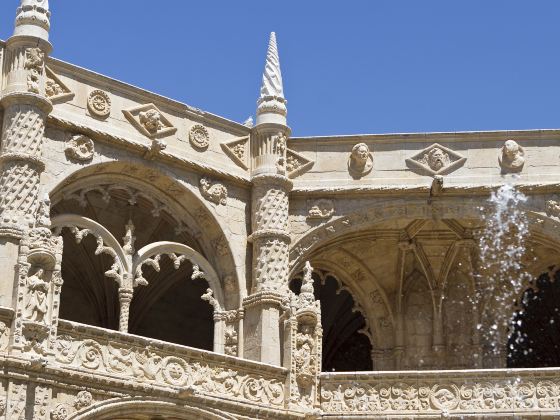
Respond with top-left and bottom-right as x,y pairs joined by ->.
499,139 -> 525,171
427,147 -> 447,171
348,143 -> 373,178
352,143 -> 370,165
503,140 -> 520,159
139,109 -> 162,133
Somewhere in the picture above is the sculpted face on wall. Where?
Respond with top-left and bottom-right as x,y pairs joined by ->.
348,143 -> 373,178
499,139 -> 525,172
139,109 -> 165,134
423,147 -> 450,171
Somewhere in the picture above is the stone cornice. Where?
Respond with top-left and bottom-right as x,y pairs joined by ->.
47,114 -> 252,187
290,128 -> 560,146
290,182 -> 560,197
46,57 -> 251,138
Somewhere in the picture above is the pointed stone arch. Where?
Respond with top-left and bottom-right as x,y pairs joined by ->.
48,160 -> 242,309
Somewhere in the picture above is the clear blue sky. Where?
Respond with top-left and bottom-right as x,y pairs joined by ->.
1,1 -> 560,137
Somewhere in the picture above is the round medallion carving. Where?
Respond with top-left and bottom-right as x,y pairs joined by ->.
87,89 -> 111,119
162,356 -> 188,386
189,124 -> 210,150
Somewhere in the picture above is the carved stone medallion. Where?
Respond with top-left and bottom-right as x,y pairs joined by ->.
406,143 -> 466,176
87,89 -> 111,119
498,139 -> 525,172
348,143 -> 373,178
65,134 -> 94,162
162,356 -> 188,386
189,124 -> 210,150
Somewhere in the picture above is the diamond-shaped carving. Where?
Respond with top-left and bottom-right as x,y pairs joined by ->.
405,143 -> 466,176
122,103 -> 177,138
45,66 -> 74,104
221,136 -> 249,170
286,148 -> 314,179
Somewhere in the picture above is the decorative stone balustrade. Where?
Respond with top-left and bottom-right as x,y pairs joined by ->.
320,369 -> 560,417
54,320 -> 287,409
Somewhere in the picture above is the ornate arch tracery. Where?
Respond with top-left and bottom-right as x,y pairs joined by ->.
51,214 -> 223,334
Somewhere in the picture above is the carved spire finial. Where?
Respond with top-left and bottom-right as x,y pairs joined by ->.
14,0 -> 51,40
256,32 -> 287,125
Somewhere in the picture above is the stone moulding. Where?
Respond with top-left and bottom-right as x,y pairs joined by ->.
406,143 -> 466,176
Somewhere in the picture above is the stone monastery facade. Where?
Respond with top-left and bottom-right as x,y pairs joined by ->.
1,1 -> 560,419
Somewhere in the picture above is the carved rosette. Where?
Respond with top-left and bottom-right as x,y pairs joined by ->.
87,90 -> 111,119
189,124 -> 210,150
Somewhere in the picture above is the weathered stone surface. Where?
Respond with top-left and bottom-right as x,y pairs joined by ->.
1,4 -> 559,419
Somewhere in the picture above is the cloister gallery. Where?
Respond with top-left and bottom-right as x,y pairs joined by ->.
0,1 -> 559,419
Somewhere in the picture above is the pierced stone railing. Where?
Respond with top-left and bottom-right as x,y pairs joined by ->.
320,369 -> 560,417
55,320 -> 287,409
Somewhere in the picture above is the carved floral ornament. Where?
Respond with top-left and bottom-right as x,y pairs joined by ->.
499,139 -> 525,172
348,142 -> 373,178
87,89 -> 111,119
65,134 -> 94,162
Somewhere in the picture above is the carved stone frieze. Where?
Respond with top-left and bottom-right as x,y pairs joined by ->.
87,90 -> 111,119
123,103 -> 177,138
189,124 -> 210,150
64,134 -> 94,162
320,374 -> 560,415
348,143 -> 373,178
54,328 -> 286,408
199,177 -> 228,205
498,139 -> 525,173
406,143 -> 466,176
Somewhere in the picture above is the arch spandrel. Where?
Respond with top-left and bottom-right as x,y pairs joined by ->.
48,160 -> 246,309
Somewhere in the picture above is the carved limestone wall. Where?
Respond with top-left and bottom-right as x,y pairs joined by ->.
320,369 -> 560,417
